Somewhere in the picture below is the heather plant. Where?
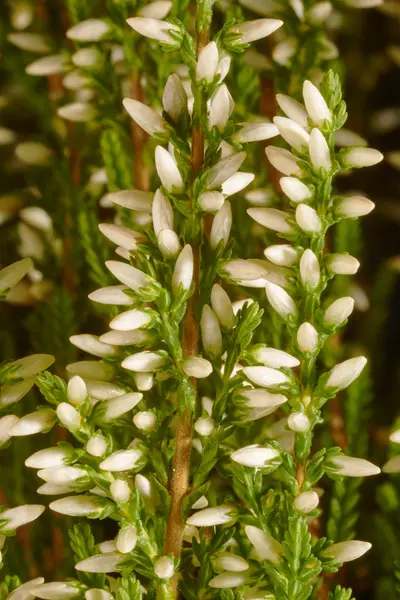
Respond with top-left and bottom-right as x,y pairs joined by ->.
0,0 -> 396,599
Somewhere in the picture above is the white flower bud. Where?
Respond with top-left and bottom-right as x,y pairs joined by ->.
34,582 -> 80,600
154,556 -> 175,579
135,373 -> 154,391
182,356 -> 213,379
122,351 -> 165,372
152,188 -> 173,235
194,417 -> 214,436
214,552 -> 249,572
276,94 -> 309,128
116,525 -> 137,554
172,244 -> 193,296
326,253 -> 360,275
0,379 -> 35,407
25,447 -> 70,469
295,203 -> 322,234
139,1 -> 172,18
86,435 -> 107,457
265,146 -> 301,176
26,55 -> 67,76
343,147 -> 383,168
238,389 -> 287,420
69,334 -> 116,358
389,430 -> 400,445
57,103 -> 97,123
110,308 -> 152,331
331,455 -> 380,477
162,73 -> 187,120
288,412 -> 310,432
245,187 -> 274,206
243,366 -> 289,388
0,258 -> 32,291
0,415 -> 19,446
187,505 -> 236,527
8,354 -> 54,378
233,121 -> 278,143
324,296 -> 355,327
133,411 -> 157,431
19,206 -> 52,231
72,48 -> 101,68
201,305 -> 223,358
209,572 -> 247,589
102,393 -> 143,421
158,229 -> 181,259
223,259 -> 268,281
207,153 -> 246,188
63,70 -> 89,91
265,281 -> 297,320
8,578 -> 46,600
99,223 -> 142,251
245,525 -> 282,563
75,553 -> 122,573
297,322 -> 318,352
232,19 -> 283,43
110,189 -> 154,212
209,85 -> 234,131
210,201 -> 232,249
126,17 -> 179,43
66,19 -> 109,41
335,196 -> 375,218
85,590 -> 113,600
323,541 -> 372,563
300,249 -> 320,289
302,80 -> 331,126
196,42 -> 219,81
155,146 -> 184,192
231,444 -> 279,467
274,116 -> 310,151
382,456 -> 400,473
88,285 -> 132,306
8,32 -> 50,52
264,244 -> 298,267
325,356 -> 367,390
10,410 -> 54,437
106,261 -> 155,293
280,177 -> 312,203
0,505 -> 45,531
222,172 -> 254,196
49,495 -> 100,517
110,479 -> 131,503
335,129 -> 367,148
56,402 -> 81,430
247,207 -> 292,234
99,449 -> 143,472
211,284 -> 235,329
123,99 -> 166,137
293,490 -> 319,513
309,128 -> 331,170
308,1 -> 332,23
199,191 -> 225,212
100,330 -> 150,346
67,361 -> 115,382
85,381 -> 125,400
252,347 -> 299,368
38,465 -> 86,485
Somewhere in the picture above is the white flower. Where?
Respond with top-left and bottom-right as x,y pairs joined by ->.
85,381 -> 125,400
100,330 -> 149,346
214,552 -> 249,572
297,322 -> 318,352
207,152 -> 246,188
300,249 -> 320,289
194,417 -> 214,436
199,191 -> 225,212
8,354 -> 54,378
20,207 -> 52,231
210,201 -> 232,249
335,196 -> 375,218
57,103 -> 96,123
69,334 -> 116,358
201,305 -> 223,358
34,582 -> 80,600
265,281 -> 297,320
196,42 -> 219,81
293,490 -> 319,513
122,351 -> 165,372
276,94 -> 308,128
56,402 -> 81,430
0,415 -> 19,446
66,19 -> 109,41
110,308 -> 152,331
155,146 -> 184,192
63,70 -> 89,91
154,556 -> 175,579
211,284 -> 235,329
26,55 -> 67,76
75,553 -> 122,573
0,258 -> 32,291
49,495 -> 100,516
0,505 -> 45,531
325,356 -> 367,390
162,73 -> 187,120
183,356 -> 213,379
152,188 -> 173,235
158,229 -> 181,259
38,466 -> 86,484
287,412 -> 310,432
110,479 -> 131,503
231,19 -> 283,43
326,253 -> 360,275
233,121 -> 278,143
245,187 -> 274,206
247,207 -> 293,234
0,378 -> 36,407
186,505 -> 236,526
85,591 -> 113,600
280,177 -> 312,203
99,223 -> 142,251
123,99 -> 166,137
10,410 -> 54,437
389,430 -> 400,445
116,525 -> 137,554
324,296 -> 355,327
110,189 -> 154,212
67,361 -> 115,381
209,572 -> 247,589
309,128 -> 331,170
295,203 -> 322,234
8,32 -> 50,53
251,347 -> 299,368
172,244 -> 193,296
273,116 -> 310,151
231,444 -> 279,467
308,2 -> 333,23
209,85 -> 234,131
86,435 -> 108,457
103,393 -> 142,420
245,525 -> 282,563
323,541 -> 372,563
133,411 -> 157,431
106,261 -> 155,292
243,366 -> 289,388
223,259 -> 268,281
7,578 -> 46,600
25,447 -> 70,469
302,80 -> 331,126
331,455 -> 380,477
264,244 -> 298,267
382,456 -> 400,473
265,146 -> 301,176
343,147 -> 383,167
238,389 -> 287,420
72,48 -> 101,68
88,285 -> 132,306
99,449 -> 143,472
126,17 -> 179,43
